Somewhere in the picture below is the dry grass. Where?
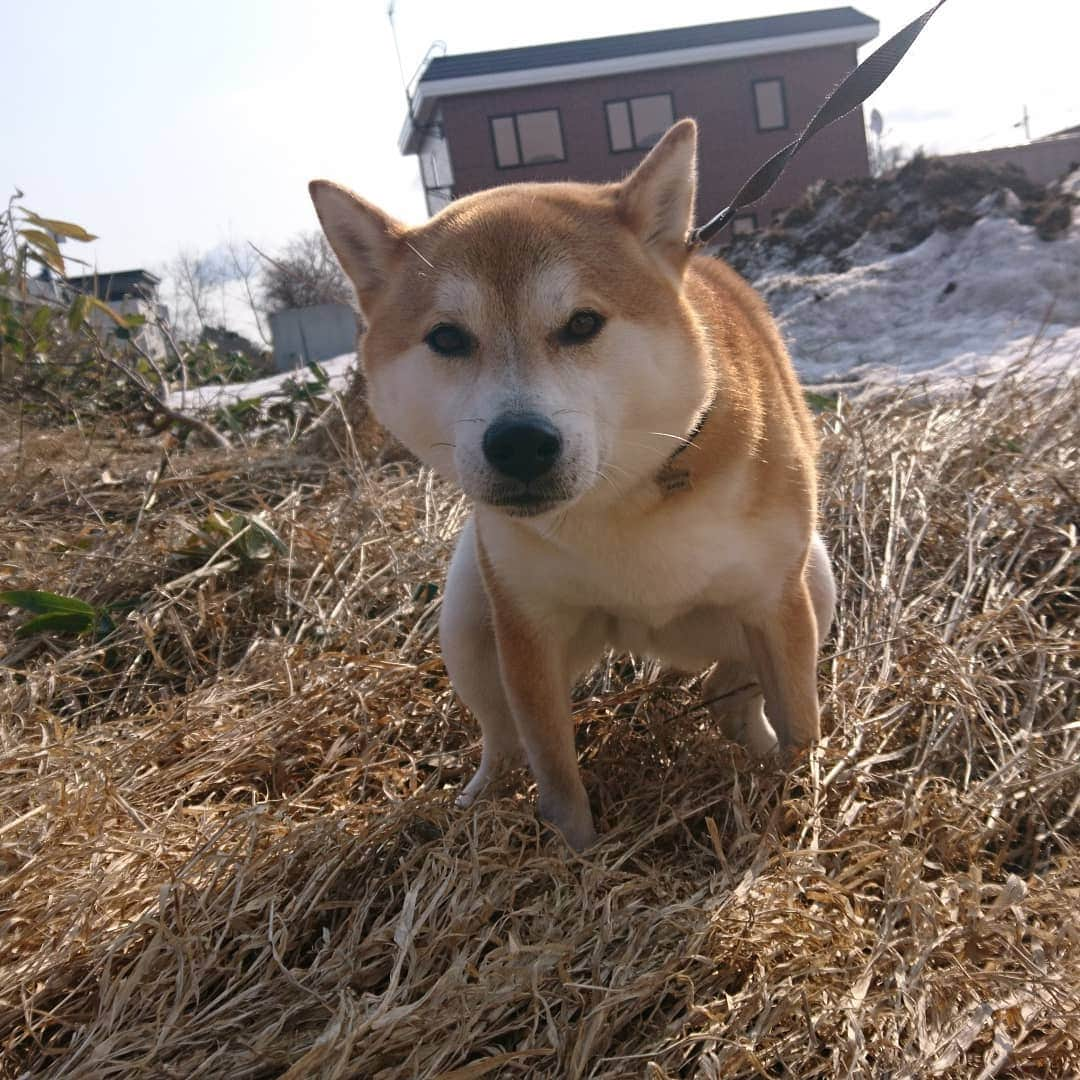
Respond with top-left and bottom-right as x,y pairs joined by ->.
0,378 -> 1077,1078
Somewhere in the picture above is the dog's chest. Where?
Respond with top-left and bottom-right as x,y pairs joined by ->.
531,507 -> 772,618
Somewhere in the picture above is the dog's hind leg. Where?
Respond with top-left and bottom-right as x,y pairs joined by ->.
806,530 -> 836,646
703,661 -> 777,758
441,521 -> 525,808
741,532 -> 836,754
703,533 -> 834,758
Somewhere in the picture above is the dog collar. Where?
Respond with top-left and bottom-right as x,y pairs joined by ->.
655,389 -> 717,496
668,395 -> 715,460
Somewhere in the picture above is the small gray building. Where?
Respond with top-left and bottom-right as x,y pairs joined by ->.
67,269 -> 169,358
269,302 -> 359,372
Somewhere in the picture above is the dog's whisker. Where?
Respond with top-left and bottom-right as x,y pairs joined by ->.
430,441 -> 457,449
599,460 -> 634,481
593,468 -> 623,496
542,505 -> 572,540
456,417 -> 487,424
614,439 -> 674,460
647,430 -> 698,447
405,240 -> 435,269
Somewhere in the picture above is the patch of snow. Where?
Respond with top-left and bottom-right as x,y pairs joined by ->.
1059,167 -> 1080,199
757,215 -> 1080,394
166,353 -> 357,412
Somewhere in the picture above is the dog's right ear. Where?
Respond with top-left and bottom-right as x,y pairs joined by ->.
308,180 -> 404,309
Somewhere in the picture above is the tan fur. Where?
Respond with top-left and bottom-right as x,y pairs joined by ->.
310,119 -> 834,849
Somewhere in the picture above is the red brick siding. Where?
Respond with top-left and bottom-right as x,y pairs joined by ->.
435,43 -> 869,230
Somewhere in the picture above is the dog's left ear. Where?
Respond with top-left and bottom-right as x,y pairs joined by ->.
309,180 -> 405,311
616,118 -> 697,268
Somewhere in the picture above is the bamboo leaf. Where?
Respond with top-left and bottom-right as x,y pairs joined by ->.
19,229 -> 65,273
0,590 -> 98,615
88,296 -> 128,327
14,611 -> 95,638
30,305 -> 54,339
22,212 -> 97,243
68,292 -> 91,333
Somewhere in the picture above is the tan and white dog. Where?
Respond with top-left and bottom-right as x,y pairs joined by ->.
310,119 -> 834,849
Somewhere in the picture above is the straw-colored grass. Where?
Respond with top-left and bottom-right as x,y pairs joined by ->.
0,378 -> 1077,1078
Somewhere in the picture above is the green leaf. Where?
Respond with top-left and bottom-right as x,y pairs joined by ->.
14,611 -> 95,638
29,305 -> 53,339
805,391 -> 838,413
68,292 -> 91,334
306,360 -> 330,386
22,212 -> 97,243
88,296 -> 128,327
0,590 -> 98,615
240,514 -> 287,560
19,229 -> 66,274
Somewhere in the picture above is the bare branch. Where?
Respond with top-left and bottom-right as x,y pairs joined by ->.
85,330 -> 232,450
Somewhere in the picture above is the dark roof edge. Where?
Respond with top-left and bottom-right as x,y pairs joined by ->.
421,7 -> 877,83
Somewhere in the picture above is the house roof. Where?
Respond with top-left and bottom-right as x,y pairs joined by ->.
422,8 -> 877,82
401,7 -> 878,153
1036,123 -> 1080,141
67,269 -> 161,303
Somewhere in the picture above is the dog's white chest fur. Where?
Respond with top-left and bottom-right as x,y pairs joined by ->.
478,480 -> 795,671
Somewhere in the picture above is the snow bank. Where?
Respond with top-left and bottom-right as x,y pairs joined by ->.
166,352 -> 357,412
762,213 -> 1080,394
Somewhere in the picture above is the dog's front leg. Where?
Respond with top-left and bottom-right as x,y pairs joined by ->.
478,550 -> 595,850
442,521 -> 525,808
743,572 -> 821,755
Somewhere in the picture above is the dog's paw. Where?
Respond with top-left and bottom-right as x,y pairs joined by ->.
538,788 -> 597,852
558,817 -> 598,852
744,714 -> 780,759
456,749 -> 526,808
456,767 -> 495,808
716,698 -> 778,759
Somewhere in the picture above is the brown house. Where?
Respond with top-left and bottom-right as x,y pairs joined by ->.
400,7 -> 878,235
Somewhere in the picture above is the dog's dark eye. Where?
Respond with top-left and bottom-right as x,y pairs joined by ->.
561,309 -> 605,344
425,323 -> 471,357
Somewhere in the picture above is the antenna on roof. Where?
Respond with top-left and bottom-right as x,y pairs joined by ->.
387,1 -> 413,113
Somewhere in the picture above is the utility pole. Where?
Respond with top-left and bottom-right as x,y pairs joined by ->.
1015,105 -> 1031,142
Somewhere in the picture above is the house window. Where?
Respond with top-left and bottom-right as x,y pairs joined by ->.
753,79 -> 788,132
605,93 -> 675,152
490,110 -> 565,168
732,214 -> 758,235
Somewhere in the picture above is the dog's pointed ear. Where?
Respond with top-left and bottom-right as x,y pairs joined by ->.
616,118 -> 697,267
309,180 -> 405,309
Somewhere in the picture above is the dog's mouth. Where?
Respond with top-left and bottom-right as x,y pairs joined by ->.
479,484 -> 574,518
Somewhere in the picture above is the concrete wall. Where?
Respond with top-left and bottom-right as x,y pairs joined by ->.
437,43 -> 869,231
942,134 -> 1080,187
270,303 -> 359,372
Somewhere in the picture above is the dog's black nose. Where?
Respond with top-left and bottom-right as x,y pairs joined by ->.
482,414 -> 562,482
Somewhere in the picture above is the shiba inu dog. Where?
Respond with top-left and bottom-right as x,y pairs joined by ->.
310,119 -> 835,850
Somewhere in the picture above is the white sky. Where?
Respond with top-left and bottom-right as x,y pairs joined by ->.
4,0 -> 1077,307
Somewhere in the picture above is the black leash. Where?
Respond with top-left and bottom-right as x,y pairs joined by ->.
688,0 -> 949,247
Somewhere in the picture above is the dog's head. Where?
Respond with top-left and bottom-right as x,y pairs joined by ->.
310,119 -> 714,519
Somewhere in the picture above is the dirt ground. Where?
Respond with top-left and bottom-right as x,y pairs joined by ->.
724,156 -> 1077,280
